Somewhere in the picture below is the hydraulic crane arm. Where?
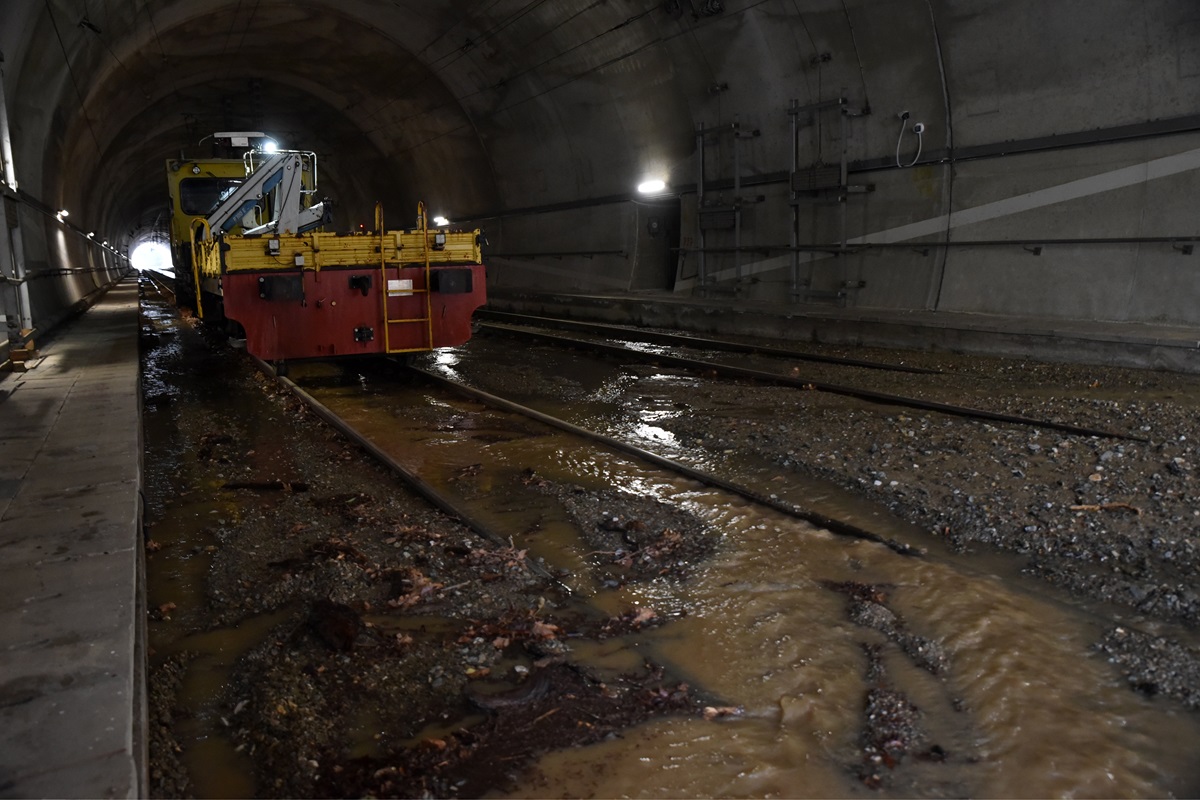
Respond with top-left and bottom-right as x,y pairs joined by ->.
206,150 -> 328,236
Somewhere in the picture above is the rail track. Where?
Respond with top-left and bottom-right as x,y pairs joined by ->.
478,310 -> 943,374
260,354 -> 923,556
146,272 -> 1135,442
144,270 -> 1140,560
478,316 -> 1144,442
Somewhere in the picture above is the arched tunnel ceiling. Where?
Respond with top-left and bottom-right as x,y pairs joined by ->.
4,0 -> 1200,255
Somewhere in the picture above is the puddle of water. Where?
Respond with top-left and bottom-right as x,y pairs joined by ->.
301,364 -> 1200,798
499,509 -> 1200,797
141,293 -> 307,797
168,610 -> 293,798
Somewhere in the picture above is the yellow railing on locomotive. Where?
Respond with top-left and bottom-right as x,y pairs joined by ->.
195,238 -> 223,279
188,218 -> 223,280
216,228 -> 482,273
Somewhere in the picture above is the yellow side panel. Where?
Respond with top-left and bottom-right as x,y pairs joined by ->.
219,229 -> 482,273
392,230 -> 482,265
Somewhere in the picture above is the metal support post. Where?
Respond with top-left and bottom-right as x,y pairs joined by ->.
839,98 -> 849,248
788,100 -> 800,300
0,66 -> 15,192
732,119 -> 742,291
695,122 -> 706,294
0,68 -> 31,341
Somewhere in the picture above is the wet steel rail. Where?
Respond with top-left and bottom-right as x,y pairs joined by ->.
247,349 -> 922,557
479,310 -> 942,374
247,354 -> 571,590
408,366 -> 922,556
481,322 -> 1146,442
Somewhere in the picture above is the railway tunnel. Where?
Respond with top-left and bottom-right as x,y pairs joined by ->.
5,1 -> 1200,796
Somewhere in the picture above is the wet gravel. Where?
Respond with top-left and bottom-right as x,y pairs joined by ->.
146,652 -> 195,799
1098,626 -> 1200,710
857,643 -> 927,790
462,328 -> 1200,715
825,581 -> 949,676
529,477 -> 718,584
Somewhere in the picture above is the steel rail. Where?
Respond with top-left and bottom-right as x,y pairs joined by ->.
478,311 -> 941,374
142,272 -> 176,304
411,366 -> 922,557
247,355 -> 569,591
482,325 -> 1146,442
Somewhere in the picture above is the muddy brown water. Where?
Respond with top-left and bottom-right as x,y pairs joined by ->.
286,355 -> 1200,797
143,293 -> 1200,797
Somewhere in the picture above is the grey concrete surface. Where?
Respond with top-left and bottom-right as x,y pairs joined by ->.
490,289 -> 1200,374
0,278 -> 144,799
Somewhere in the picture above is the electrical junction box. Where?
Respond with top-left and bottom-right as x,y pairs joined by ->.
431,269 -> 474,294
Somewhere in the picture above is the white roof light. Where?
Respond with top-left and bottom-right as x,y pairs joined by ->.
214,131 -> 266,147
262,140 -> 279,154
637,178 -> 667,194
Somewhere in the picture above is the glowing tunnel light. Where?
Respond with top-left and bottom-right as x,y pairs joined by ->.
636,178 -> 667,194
130,240 -> 171,272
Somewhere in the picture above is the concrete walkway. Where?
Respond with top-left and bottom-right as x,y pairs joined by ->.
0,278 -> 144,798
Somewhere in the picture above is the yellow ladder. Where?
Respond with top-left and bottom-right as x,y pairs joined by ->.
378,202 -> 435,354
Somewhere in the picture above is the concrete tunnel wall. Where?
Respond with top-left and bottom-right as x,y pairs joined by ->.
3,0 -> 1200,334
14,203 -> 127,321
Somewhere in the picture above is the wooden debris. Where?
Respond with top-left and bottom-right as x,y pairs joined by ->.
1069,502 -> 1142,516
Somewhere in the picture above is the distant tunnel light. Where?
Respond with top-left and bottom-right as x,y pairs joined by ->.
131,240 -> 171,272
432,215 -> 449,227
637,178 -> 667,194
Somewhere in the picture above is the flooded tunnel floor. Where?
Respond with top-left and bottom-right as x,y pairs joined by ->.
143,296 -> 716,798
143,288 -> 1200,797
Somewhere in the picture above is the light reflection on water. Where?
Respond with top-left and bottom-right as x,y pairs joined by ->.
613,341 -> 673,355
632,422 -> 681,450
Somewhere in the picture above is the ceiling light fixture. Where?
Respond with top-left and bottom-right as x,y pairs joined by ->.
637,178 -> 667,194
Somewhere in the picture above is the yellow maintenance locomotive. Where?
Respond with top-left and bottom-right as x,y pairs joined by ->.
165,132 -> 487,366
